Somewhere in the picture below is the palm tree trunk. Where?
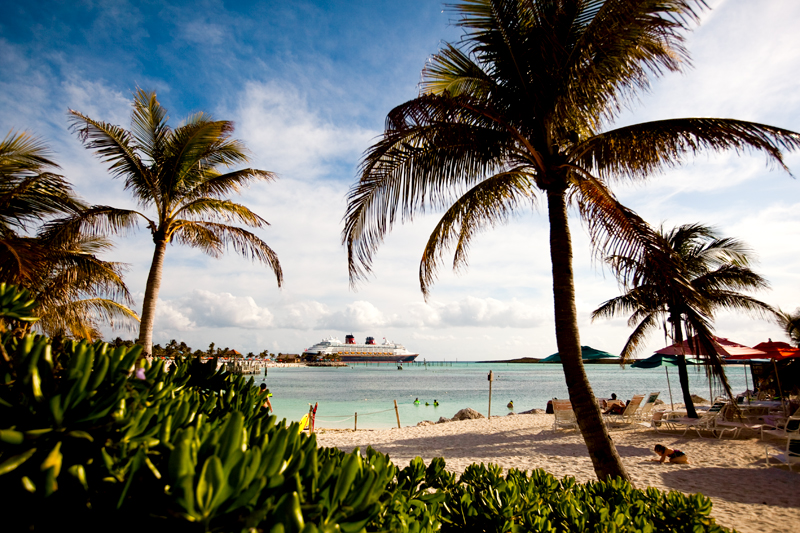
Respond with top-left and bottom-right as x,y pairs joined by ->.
547,189 -> 629,481
137,237 -> 168,356
672,316 -> 698,418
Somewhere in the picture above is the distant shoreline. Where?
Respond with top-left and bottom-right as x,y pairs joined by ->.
481,357 -> 622,364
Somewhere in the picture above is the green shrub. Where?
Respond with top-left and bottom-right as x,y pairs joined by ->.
0,284 -> 733,532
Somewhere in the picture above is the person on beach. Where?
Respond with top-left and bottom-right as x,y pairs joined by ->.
651,444 -> 688,464
603,393 -> 625,415
260,383 -> 273,412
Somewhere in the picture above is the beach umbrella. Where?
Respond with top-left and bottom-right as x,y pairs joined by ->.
655,336 -> 767,403
540,345 -> 620,363
631,354 -> 699,410
725,340 -> 800,414
655,336 -> 767,358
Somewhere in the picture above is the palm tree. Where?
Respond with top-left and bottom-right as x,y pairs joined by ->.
22,231 -> 139,339
0,131 -> 135,337
67,89 -> 283,355
0,131 -> 84,281
776,308 -> 800,347
593,223 -> 773,417
342,0 -> 800,480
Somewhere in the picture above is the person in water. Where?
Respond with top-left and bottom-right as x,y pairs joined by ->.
260,383 -> 273,412
414,397 -> 420,405
433,400 -> 439,406
425,401 -> 430,406
651,444 -> 688,464
507,400 -> 514,409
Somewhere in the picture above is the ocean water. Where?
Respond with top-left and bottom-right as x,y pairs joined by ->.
256,362 -> 751,429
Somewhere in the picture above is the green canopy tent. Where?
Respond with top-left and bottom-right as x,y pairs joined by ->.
631,354 -> 699,410
541,346 -> 620,363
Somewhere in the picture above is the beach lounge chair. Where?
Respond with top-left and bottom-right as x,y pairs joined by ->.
635,392 -> 660,422
604,394 -> 644,427
655,401 -> 736,438
552,399 -> 579,431
714,403 -> 766,439
761,406 -> 800,440
765,437 -> 800,472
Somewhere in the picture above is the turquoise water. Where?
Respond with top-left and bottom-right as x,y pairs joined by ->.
257,362 -> 751,429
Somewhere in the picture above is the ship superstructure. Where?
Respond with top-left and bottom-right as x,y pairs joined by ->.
304,335 -> 418,363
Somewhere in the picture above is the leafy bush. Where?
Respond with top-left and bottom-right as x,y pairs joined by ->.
0,285 -> 732,532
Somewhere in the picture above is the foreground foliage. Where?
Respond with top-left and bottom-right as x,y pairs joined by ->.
0,285 -> 731,532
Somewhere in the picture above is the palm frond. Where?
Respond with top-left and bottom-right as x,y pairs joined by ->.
419,170 -> 536,296
173,199 -> 269,228
67,110 -> 158,207
183,168 -> 277,201
39,206 -> 148,246
130,88 -> 171,164
171,221 -> 282,287
574,118 -> 800,179
0,131 -> 84,230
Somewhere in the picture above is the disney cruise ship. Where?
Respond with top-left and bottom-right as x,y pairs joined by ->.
304,335 -> 419,363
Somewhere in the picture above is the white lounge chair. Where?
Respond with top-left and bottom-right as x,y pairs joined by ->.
713,404 -> 766,439
552,399 -> 578,431
635,392 -> 660,422
761,407 -> 800,440
655,401 -> 736,438
605,394 -> 644,427
765,437 -> 800,472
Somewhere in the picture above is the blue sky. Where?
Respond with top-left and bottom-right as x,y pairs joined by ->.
2,0 -> 799,359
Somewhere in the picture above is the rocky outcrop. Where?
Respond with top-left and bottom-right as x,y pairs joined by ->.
451,408 -> 485,421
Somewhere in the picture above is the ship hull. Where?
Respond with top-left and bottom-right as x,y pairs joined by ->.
338,354 -> 418,363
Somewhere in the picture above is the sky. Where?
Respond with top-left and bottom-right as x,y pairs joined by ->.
2,0 -> 799,360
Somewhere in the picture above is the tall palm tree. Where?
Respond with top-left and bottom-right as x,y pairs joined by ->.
593,223 -> 773,417
342,0 -> 800,480
776,308 -> 800,347
67,89 -> 283,355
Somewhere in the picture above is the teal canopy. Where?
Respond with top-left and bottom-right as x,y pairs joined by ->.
630,354 -> 700,369
540,346 -> 619,363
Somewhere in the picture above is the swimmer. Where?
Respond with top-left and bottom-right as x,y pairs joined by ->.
507,400 -> 514,409
414,397 -> 420,405
433,400 -> 439,406
651,444 -> 689,464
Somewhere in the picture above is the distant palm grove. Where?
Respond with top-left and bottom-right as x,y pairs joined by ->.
2,0 -> 800,488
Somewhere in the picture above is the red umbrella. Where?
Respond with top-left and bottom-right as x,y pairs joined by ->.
656,336 -> 766,403
656,335 -> 766,358
725,339 -> 799,415
751,340 -> 800,361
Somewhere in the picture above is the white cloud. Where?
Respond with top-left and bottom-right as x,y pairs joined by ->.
232,81 -> 376,179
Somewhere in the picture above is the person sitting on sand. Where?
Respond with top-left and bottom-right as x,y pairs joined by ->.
651,444 -> 688,464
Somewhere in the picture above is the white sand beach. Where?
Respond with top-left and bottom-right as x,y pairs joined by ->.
314,413 -> 799,533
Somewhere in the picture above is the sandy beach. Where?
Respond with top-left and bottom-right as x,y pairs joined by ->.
314,412 -> 799,533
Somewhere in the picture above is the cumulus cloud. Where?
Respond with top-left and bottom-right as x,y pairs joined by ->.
150,293 -> 543,334
232,81 -> 376,178
154,289 -> 274,330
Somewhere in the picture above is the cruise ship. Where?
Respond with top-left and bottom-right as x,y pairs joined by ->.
304,335 -> 419,363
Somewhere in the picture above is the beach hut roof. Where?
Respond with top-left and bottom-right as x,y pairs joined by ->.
541,345 -> 619,363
